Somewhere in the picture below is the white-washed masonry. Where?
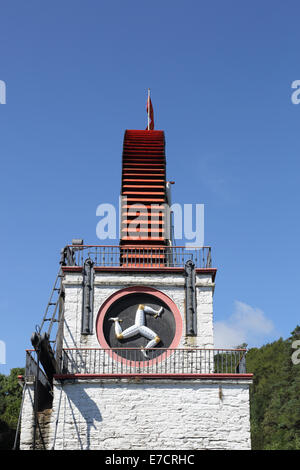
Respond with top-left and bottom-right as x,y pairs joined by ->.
62,271 -> 215,374
20,379 -> 251,450
63,271 -> 214,348
20,269 -> 252,450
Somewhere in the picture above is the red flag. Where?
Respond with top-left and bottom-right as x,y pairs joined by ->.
146,94 -> 154,130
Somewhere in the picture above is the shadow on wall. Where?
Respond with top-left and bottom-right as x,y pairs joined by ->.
53,385 -> 102,450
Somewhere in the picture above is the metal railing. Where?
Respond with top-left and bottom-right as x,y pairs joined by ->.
56,348 -> 247,376
63,245 -> 212,269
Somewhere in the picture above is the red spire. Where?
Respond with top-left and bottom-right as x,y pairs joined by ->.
120,129 -> 167,266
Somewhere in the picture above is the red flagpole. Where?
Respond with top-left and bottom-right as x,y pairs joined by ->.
147,88 -> 150,130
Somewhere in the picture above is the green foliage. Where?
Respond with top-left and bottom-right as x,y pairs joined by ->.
0,367 -> 24,450
247,326 -> 300,450
0,328 -> 300,450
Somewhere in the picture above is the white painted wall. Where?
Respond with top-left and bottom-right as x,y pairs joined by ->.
44,378 -> 251,450
20,270 -> 252,451
62,270 -> 215,349
19,382 -> 35,449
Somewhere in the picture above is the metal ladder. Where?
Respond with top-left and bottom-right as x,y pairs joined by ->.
14,246 -> 77,450
36,245 -> 76,353
37,269 -> 64,354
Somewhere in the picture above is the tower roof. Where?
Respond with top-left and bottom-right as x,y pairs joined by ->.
120,129 -> 168,266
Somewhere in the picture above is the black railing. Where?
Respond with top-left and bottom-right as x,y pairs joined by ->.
57,348 -> 247,375
63,245 -> 212,269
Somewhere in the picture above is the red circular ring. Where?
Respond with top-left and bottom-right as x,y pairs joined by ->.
96,286 -> 183,368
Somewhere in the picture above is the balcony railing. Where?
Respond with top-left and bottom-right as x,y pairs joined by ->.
55,348 -> 247,376
62,245 -> 212,269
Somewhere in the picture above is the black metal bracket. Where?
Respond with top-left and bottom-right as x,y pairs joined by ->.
81,258 -> 94,335
185,259 -> 197,336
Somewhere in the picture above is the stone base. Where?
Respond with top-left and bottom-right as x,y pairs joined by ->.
21,378 -> 252,450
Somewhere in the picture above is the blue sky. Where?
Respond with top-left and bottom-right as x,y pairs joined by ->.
1,0 -> 300,373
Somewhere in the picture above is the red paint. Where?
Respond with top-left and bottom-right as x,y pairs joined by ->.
62,266 -> 83,273
121,130 -> 167,263
54,373 -> 253,380
61,266 -> 217,283
195,268 -> 217,282
94,266 -> 185,273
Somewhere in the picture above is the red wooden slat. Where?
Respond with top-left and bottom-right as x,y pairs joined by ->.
120,129 -> 169,264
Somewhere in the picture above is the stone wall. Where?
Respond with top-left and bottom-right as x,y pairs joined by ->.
19,380 -> 53,450
20,270 -> 252,451
62,270 -> 214,350
46,378 -> 251,450
19,382 -> 35,450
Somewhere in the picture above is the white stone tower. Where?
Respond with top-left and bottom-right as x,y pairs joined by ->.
18,128 -> 252,450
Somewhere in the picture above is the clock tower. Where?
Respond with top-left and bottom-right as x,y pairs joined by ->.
18,124 -> 253,450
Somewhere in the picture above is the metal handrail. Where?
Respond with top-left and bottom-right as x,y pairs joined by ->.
55,347 -> 247,376
64,245 -> 212,269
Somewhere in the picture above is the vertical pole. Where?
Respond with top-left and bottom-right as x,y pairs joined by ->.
147,88 -> 150,130
12,382 -> 27,450
55,287 -> 64,372
33,345 -> 40,450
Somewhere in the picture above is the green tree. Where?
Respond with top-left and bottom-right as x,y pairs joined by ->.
0,367 -> 24,450
247,326 -> 300,450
